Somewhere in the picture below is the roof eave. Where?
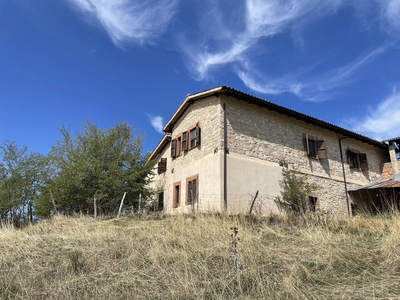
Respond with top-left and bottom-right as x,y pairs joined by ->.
163,86 -> 225,133
160,85 -> 387,150
148,133 -> 171,161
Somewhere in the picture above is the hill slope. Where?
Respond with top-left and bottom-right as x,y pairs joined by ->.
1,214 -> 400,299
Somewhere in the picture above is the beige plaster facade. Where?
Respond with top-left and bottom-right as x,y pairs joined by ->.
149,86 -> 390,215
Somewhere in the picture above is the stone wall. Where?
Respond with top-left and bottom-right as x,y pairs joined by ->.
221,94 -> 389,214
150,93 -> 389,215
150,96 -> 223,213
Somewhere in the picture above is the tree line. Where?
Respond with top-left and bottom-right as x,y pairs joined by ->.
0,122 -> 154,226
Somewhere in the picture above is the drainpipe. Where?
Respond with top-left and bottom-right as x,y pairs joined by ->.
339,137 -> 351,216
223,103 -> 228,211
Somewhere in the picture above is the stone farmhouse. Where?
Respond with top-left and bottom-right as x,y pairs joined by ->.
149,86 -> 399,215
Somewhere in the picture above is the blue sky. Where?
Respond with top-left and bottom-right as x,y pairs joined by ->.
1,0 -> 399,155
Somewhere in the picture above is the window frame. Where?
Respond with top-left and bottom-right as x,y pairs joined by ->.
308,196 -> 320,212
302,134 -> 327,159
173,181 -> 181,208
157,192 -> 164,211
182,131 -> 188,152
186,174 -> 199,206
157,157 -> 167,174
171,139 -> 176,158
347,148 -> 368,171
188,123 -> 201,150
175,133 -> 182,157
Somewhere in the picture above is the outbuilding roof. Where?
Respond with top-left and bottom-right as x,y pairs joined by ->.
349,179 -> 400,191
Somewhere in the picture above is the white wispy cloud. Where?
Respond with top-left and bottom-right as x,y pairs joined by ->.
350,87 -> 400,140
377,0 -> 400,33
181,0 -> 344,81
65,0 -> 179,46
180,0 -> 398,101
148,115 -> 164,134
237,44 -> 389,102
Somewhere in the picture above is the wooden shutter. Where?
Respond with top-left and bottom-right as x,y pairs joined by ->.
182,131 -> 188,151
317,140 -> 327,159
315,198 -> 320,212
347,149 -> 354,168
160,158 -> 167,173
196,123 -> 201,146
302,134 -> 308,153
188,179 -> 197,204
171,139 -> 176,158
360,153 -> 368,171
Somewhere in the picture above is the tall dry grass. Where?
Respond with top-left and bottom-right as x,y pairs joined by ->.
1,213 -> 400,299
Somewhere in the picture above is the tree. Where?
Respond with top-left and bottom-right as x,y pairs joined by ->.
36,122 -> 154,217
274,163 -> 319,214
0,141 -> 50,226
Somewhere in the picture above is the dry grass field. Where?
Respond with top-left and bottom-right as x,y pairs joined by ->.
1,213 -> 400,299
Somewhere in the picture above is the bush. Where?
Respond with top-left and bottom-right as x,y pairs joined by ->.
274,164 -> 319,214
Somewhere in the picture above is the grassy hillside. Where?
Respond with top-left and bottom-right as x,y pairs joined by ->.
1,213 -> 400,299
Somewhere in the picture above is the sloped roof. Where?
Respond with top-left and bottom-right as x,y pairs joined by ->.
148,133 -> 171,161
349,179 -> 400,191
382,136 -> 400,143
162,86 -> 386,149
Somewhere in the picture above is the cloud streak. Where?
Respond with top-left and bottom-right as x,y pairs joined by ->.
378,0 -> 400,33
65,0 -> 179,46
180,0 -> 398,101
147,115 -> 164,134
182,0 -> 344,81
350,87 -> 400,140
237,44 -> 390,101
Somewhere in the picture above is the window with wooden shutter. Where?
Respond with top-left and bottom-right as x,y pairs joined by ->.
189,127 -> 197,149
182,131 -> 188,151
347,148 -> 368,170
157,158 -> 167,174
176,134 -> 182,156
157,192 -> 164,211
173,181 -> 181,208
303,134 -> 326,159
196,123 -> 201,146
187,123 -> 201,150
360,153 -> 368,171
186,174 -> 198,205
171,139 -> 176,158
317,140 -> 327,159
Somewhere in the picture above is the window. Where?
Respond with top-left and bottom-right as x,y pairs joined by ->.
171,123 -> 200,157
157,158 -> 167,174
171,139 -> 176,158
302,134 -> 326,159
176,134 -> 182,156
173,181 -> 181,208
347,148 -> 368,171
186,174 -> 198,206
188,123 -> 201,150
182,131 -> 188,151
308,196 -> 320,212
157,192 -> 164,211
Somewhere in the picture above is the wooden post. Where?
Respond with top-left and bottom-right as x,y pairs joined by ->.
94,196 -> 97,219
50,190 -> 57,215
117,192 -> 127,218
138,193 -> 141,214
29,201 -> 33,224
249,190 -> 259,215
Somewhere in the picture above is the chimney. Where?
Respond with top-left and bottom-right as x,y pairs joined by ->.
389,144 -> 400,179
